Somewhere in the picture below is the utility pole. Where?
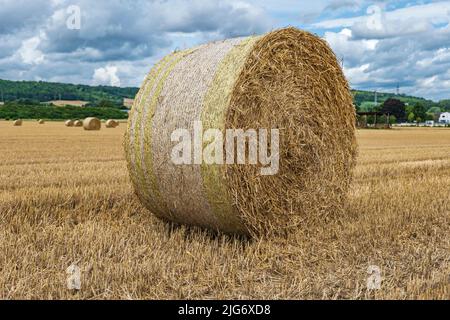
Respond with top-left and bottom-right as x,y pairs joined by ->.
396,83 -> 400,95
374,90 -> 378,106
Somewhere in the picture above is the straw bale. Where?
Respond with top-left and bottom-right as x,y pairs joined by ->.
124,28 -> 357,236
83,117 -> 101,131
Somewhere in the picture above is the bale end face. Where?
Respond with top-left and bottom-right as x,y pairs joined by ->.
13,119 -> 23,126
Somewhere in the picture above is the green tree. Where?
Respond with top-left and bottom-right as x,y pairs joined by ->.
427,106 -> 441,114
389,115 -> 397,124
359,101 -> 378,112
412,103 -> 427,121
96,100 -> 116,108
405,104 -> 414,115
407,112 -> 415,123
438,99 -> 450,112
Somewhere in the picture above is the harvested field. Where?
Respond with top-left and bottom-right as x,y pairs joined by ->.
0,121 -> 448,299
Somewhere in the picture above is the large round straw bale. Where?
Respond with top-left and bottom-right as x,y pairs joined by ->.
124,28 -> 357,236
83,117 -> 101,130
13,119 -> 22,126
38,119 -> 45,124
73,120 -> 83,127
105,119 -> 119,128
65,120 -> 74,127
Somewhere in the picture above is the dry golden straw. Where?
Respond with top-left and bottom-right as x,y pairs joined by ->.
106,119 -> 119,128
73,120 -> 83,127
13,119 -> 22,126
124,27 -> 357,236
65,120 -> 74,127
83,117 -> 101,131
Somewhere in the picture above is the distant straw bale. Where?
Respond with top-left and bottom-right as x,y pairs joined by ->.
83,117 -> 101,131
65,120 -> 74,127
105,120 -> 119,128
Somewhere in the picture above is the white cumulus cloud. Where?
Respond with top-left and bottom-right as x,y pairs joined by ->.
92,65 -> 121,87
18,36 -> 45,64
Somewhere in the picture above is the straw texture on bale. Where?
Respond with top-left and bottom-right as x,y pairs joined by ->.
65,120 -> 74,127
106,119 -> 119,128
83,117 -> 101,131
124,27 -> 357,236
13,119 -> 22,126
73,120 -> 83,127
38,119 -> 45,124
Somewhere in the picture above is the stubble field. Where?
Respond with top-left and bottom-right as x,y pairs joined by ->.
0,121 -> 448,299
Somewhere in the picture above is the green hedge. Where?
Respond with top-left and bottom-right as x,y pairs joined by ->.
0,103 -> 128,120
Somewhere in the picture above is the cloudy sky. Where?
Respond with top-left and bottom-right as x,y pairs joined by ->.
1,0 -> 449,100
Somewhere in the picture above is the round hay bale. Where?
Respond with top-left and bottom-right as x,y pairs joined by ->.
105,119 -> 119,128
13,119 -> 22,126
83,117 -> 101,131
73,120 -> 83,127
124,27 -> 357,236
65,120 -> 74,127
38,119 -> 45,124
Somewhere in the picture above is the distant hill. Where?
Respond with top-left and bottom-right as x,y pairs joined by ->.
352,90 -> 438,111
0,78 -> 447,112
0,79 -> 138,106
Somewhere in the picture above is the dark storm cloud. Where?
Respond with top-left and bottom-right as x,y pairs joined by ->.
325,0 -> 359,11
0,0 -> 53,34
36,0 -> 270,62
161,1 -> 269,37
0,0 -> 271,86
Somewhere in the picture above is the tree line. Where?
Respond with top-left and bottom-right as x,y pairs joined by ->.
357,98 -> 443,124
0,102 -> 128,120
353,90 -> 450,115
